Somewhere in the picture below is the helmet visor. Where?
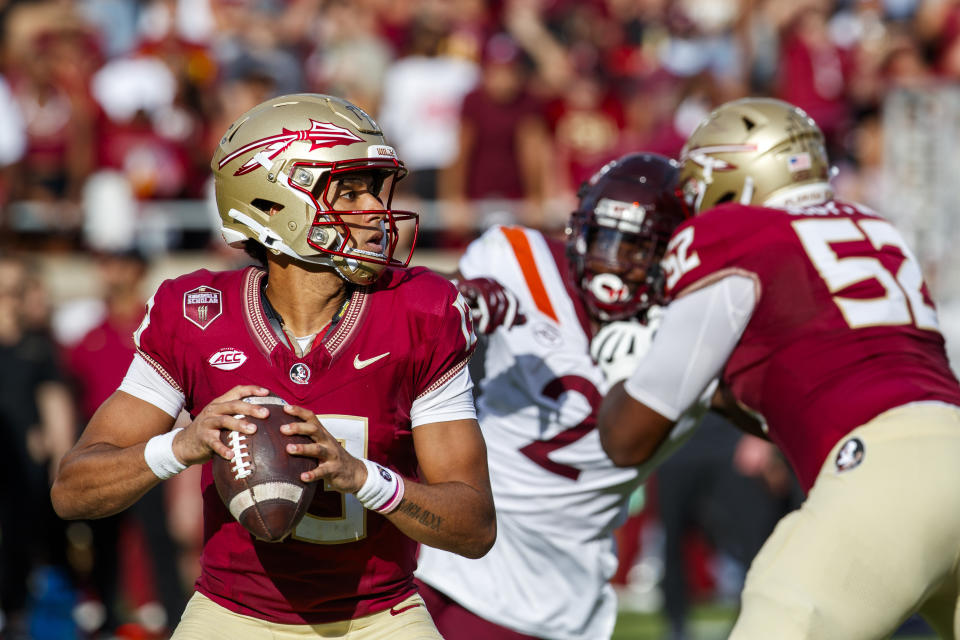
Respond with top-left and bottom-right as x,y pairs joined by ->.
581,225 -> 656,287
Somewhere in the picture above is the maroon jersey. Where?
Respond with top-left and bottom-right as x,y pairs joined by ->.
662,199 -> 960,491
134,265 -> 474,623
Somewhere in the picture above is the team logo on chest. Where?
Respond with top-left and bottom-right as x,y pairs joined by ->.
184,286 -> 223,330
835,437 -> 865,473
208,348 -> 247,371
289,362 -> 311,384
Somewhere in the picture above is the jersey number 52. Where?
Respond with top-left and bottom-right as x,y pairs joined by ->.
793,217 -> 938,330
662,227 -> 700,292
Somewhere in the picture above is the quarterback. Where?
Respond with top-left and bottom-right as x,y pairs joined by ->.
598,98 -> 960,638
51,94 -> 495,639
416,153 -> 697,639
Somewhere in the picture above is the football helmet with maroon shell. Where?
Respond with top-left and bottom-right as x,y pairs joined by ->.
678,97 -> 833,214
211,93 -> 419,285
566,152 -> 689,322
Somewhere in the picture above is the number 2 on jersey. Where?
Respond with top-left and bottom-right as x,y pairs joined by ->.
519,376 -> 602,481
792,218 -> 938,330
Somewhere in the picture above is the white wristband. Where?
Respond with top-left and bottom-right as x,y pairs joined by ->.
144,428 -> 187,480
355,458 -> 405,514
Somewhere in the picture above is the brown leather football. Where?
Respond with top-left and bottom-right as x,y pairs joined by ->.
212,396 -> 317,542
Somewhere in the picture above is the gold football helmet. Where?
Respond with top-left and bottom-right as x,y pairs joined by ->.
211,93 -> 419,285
678,97 -> 833,214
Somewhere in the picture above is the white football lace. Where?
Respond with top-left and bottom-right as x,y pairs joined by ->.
228,431 -> 252,479
241,396 -> 286,406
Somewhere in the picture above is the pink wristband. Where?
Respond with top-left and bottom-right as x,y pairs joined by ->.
355,458 -> 405,514
377,476 -> 405,514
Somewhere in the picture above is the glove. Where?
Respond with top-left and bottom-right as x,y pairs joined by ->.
590,314 -> 660,386
455,277 -> 527,335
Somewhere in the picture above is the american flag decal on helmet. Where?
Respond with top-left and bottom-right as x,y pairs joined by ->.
219,120 -> 364,176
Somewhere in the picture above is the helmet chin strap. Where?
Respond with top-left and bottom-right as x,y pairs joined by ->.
739,175 -> 755,205
227,208 -> 351,277
227,209 -> 301,261
228,204 -> 388,285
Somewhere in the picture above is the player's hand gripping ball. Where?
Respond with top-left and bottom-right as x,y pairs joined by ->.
212,396 -> 317,542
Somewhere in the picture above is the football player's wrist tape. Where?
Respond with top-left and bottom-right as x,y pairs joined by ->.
355,458 -> 405,514
144,428 -> 187,480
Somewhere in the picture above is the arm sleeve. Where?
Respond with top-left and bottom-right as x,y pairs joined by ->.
623,275 -> 756,420
117,353 -> 186,419
410,365 -> 476,427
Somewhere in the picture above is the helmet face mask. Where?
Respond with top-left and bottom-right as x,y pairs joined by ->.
578,223 -> 660,320
566,153 -> 690,323
211,94 -> 419,285
295,162 -> 417,276
678,97 -> 833,214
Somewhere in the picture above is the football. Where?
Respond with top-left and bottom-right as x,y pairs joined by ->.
212,396 -> 317,542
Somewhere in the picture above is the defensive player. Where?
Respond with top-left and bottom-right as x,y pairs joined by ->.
51,94 -> 495,639
416,153 -> 696,639
597,98 -> 960,638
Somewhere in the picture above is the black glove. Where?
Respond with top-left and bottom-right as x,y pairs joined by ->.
455,277 -> 527,335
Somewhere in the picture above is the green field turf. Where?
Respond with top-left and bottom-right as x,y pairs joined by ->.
613,604 -> 734,640
612,605 -> 940,639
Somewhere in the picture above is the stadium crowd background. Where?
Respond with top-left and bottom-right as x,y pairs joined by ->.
1,0 -> 959,638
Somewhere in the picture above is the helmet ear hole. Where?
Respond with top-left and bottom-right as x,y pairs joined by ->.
714,192 -> 736,205
251,199 -> 284,214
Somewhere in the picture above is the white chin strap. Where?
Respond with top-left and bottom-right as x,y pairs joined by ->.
225,209 -> 302,261
224,208 -> 387,284
739,175 -> 755,205
225,208 -> 341,271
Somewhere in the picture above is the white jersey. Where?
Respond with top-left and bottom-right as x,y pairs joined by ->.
416,225 -> 642,640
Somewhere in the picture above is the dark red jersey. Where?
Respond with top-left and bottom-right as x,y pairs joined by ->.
663,199 -> 960,490
134,265 -> 475,623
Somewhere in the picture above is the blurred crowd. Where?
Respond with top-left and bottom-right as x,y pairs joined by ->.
0,0 -> 959,251
2,0 -> 960,638
0,248 -> 202,640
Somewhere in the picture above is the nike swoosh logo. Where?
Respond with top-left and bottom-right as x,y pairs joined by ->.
354,351 -> 390,369
389,603 -> 422,616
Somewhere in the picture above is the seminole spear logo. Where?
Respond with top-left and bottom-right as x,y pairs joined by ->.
218,120 -> 364,176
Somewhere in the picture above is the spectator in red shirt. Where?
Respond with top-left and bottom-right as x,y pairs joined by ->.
440,33 -> 550,243
774,7 -> 853,155
63,249 -> 188,637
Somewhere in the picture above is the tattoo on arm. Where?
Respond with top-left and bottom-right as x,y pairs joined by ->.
397,499 -> 443,532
